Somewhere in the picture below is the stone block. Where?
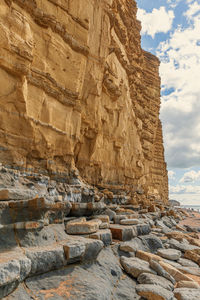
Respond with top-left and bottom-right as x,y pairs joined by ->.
89,229 -> 112,246
66,220 -> 100,235
110,225 -> 133,241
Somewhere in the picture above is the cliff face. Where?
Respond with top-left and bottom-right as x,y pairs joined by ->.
0,0 -> 168,203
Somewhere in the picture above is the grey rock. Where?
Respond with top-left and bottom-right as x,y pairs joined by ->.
162,216 -> 174,228
120,256 -> 156,278
155,220 -> 171,233
24,248 -> 140,300
110,224 -> 134,241
157,248 -> 182,260
178,258 -> 199,268
177,266 -> 200,276
174,288 -> 200,300
89,229 -> 112,246
0,260 -> 20,287
114,214 -> 127,224
25,245 -> 66,275
4,283 -> 32,300
135,224 -> 151,236
136,284 -> 174,300
149,259 -> 176,284
120,237 -> 149,253
137,273 -> 174,291
104,208 -> 116,221
169,238 -> 200,252
139,234 -> 164,253
82,239 -> 103,262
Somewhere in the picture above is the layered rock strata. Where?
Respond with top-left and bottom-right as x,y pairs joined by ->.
0,0 -> 168,202
0,1 -> 171,298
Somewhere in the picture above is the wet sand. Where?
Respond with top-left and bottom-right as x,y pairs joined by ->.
179,210 -> 200,227
179,209 -> 200,238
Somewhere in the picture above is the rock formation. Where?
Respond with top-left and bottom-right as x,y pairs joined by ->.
0,1 -> 176,299
0,0 -> 168,203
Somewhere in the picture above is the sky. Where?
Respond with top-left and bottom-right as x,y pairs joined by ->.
136,0 -> 200,206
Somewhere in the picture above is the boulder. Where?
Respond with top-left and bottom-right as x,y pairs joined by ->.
157,248 -> 182,261
120,256 -> 156,278
110,225 -> 134,241
159,261 -> 194,282
137,273 -> 174,291
149,259 -> 176,284
139,234 -> 164,253
120,237 -> 149,253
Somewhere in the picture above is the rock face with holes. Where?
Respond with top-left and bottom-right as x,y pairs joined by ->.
0,0 -> 168,203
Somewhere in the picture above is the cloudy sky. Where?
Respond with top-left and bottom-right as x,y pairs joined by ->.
136,0 -> 200,206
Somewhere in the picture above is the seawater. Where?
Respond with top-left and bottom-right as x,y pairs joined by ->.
180,205 -> 200,211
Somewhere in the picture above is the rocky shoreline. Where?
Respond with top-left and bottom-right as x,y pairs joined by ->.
0,166 -> 199,299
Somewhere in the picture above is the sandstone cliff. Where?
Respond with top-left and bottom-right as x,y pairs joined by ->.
0,0 -> 168,203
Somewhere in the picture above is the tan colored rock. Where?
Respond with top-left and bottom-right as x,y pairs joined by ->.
176,281 -> 199,289
136,250 -> 162,263
159,261 -> 194,282
0,0 -> 168,203
120,219 -> 139,225
184,249 -> 200,266
66,220 -> 100,235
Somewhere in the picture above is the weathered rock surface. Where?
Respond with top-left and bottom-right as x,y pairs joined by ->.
136,284 -> 174,300
137,273 -> 174,291
157,249 -> 182,261
0,0 -> 177,298
5,248 -> 141,300
0,0 -> 168,202
174,288 -> 200,300
120,256 -> 156,278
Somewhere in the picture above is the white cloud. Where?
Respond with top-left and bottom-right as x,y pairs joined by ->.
137,7 -> 175,38
158,8 -> 200,168
168,170 -> 176,180
170,184 -> 200,194
179,170 -> 200,183
184,1 -> 200,19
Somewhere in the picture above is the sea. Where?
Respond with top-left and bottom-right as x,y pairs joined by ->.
180,205 -> 200,212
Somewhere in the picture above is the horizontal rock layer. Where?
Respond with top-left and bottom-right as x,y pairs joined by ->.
0,0 -> 168,203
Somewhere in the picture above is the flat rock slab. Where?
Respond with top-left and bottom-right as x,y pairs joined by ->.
120,237 -> 149,253
110,224 -> 134,241
136,284 -> 174,300
159,260 -> 194,282
178,258 -> 199,268
137,273 -> 174,291
136,250 -> 162,263
120,256 -> 156,278
169,239 -> 199,252
66,220 -> 100,235
157,248 -> 182,260
184,249 -> 200,266
174,288 -> 200,300
120,219 -> 139,225
149,260 -> 176,284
